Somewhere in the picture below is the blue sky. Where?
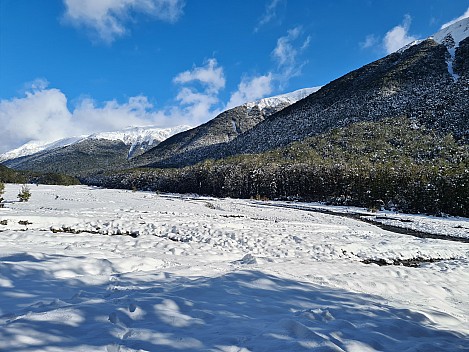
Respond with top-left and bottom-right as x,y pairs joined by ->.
0,0 -> 468,152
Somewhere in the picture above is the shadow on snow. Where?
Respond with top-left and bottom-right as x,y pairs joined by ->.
0,253 -> 467,352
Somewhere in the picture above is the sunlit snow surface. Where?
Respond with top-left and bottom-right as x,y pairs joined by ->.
0,184 -> 468,351
244,87 -> 321,112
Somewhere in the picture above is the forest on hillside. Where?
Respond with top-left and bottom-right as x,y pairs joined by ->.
85,117 -> 469,217
0,165 -> 80,186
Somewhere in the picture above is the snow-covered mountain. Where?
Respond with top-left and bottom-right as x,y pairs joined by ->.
244,87 -> 321,112
433,17 -> 469,82
2,87 -> 317,175
433,16 -> 469,47
0,125 -> 191,162
88,125 -> 192,158
131,87 -> 320,168
212,17 -> 469,157
0,137 -> 86,162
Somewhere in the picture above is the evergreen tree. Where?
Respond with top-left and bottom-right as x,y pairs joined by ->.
18,184 -> 31,202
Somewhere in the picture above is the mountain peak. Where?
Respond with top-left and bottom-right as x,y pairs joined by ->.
0,125 -> 192,162
244,87 -> 321,111
432,17 -> 469,82
433,17 -> 469,47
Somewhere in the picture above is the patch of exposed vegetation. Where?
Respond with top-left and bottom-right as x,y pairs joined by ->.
361,257 -> 454,267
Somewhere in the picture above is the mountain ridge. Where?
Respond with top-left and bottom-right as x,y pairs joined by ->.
126,87 -> 320,168
2,88 -> 318,175
184,18 -> 469,163
0,125 -> 192,162
2,18 -> 468,187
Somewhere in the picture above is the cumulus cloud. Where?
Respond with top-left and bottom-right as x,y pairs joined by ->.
62,0 -> 185,43
0,60 -> 228,152
254,0 -> 286,32
70,95 -> 162,134
173,58 -> 226,93
272,27 -> 310,84
0,86 -> 73,153
441,7 -> 469,29
225,27 -> 311,108
0,84 -> 172,153
171,58 -> 225,123
383,15 -> 418,54
226,74 -> 273,109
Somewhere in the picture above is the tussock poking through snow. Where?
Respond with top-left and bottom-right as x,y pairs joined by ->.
0,184 -> 468,351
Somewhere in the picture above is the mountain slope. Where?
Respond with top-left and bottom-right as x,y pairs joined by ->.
131,88 -> 319,167
2,88 -> 317,175
138,18 -> 468,168
1,125 -> 191,176
84,116 -> 469,216
220,19 -> 468,157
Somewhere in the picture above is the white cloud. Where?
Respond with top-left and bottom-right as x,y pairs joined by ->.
174,88 -> 220,122
0,83 -> 173,153
173,58 -> 226,93
226,27 -> 311,108
254,0 -> 285,32
226,74 -> 273,109
171,58 -> 225,123
383,15 -> 418,54
441,7 -> 469,29
70,95 -> 162,134
0,60 -> 226,153
0,86 -> 73,153
272,27 -> 300,66
62,0 -> 185,43
272,27 -> 310,84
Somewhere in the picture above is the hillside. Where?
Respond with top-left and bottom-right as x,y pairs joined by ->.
1,125 -> 191,177
130,88 -> 319,168
137,19 -> 469,168
84,116 -> 469,216
1,89 -> 316,176
224,19 -> 469,155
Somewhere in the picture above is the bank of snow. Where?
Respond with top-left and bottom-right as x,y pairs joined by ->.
0,184 -> 468,351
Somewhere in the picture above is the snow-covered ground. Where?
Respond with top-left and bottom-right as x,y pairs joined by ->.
258,201 -> 469,241
0,184 -> 468,351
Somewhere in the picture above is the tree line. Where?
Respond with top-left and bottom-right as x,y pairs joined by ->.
86,116 -> 469,217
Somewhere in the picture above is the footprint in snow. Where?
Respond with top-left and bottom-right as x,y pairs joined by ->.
108,312 -> 118,324
129,303 -> 137,313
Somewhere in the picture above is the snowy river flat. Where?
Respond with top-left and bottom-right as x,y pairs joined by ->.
0,184 -> 468,351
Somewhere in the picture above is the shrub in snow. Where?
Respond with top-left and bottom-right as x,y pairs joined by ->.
18,184 -> 31,202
